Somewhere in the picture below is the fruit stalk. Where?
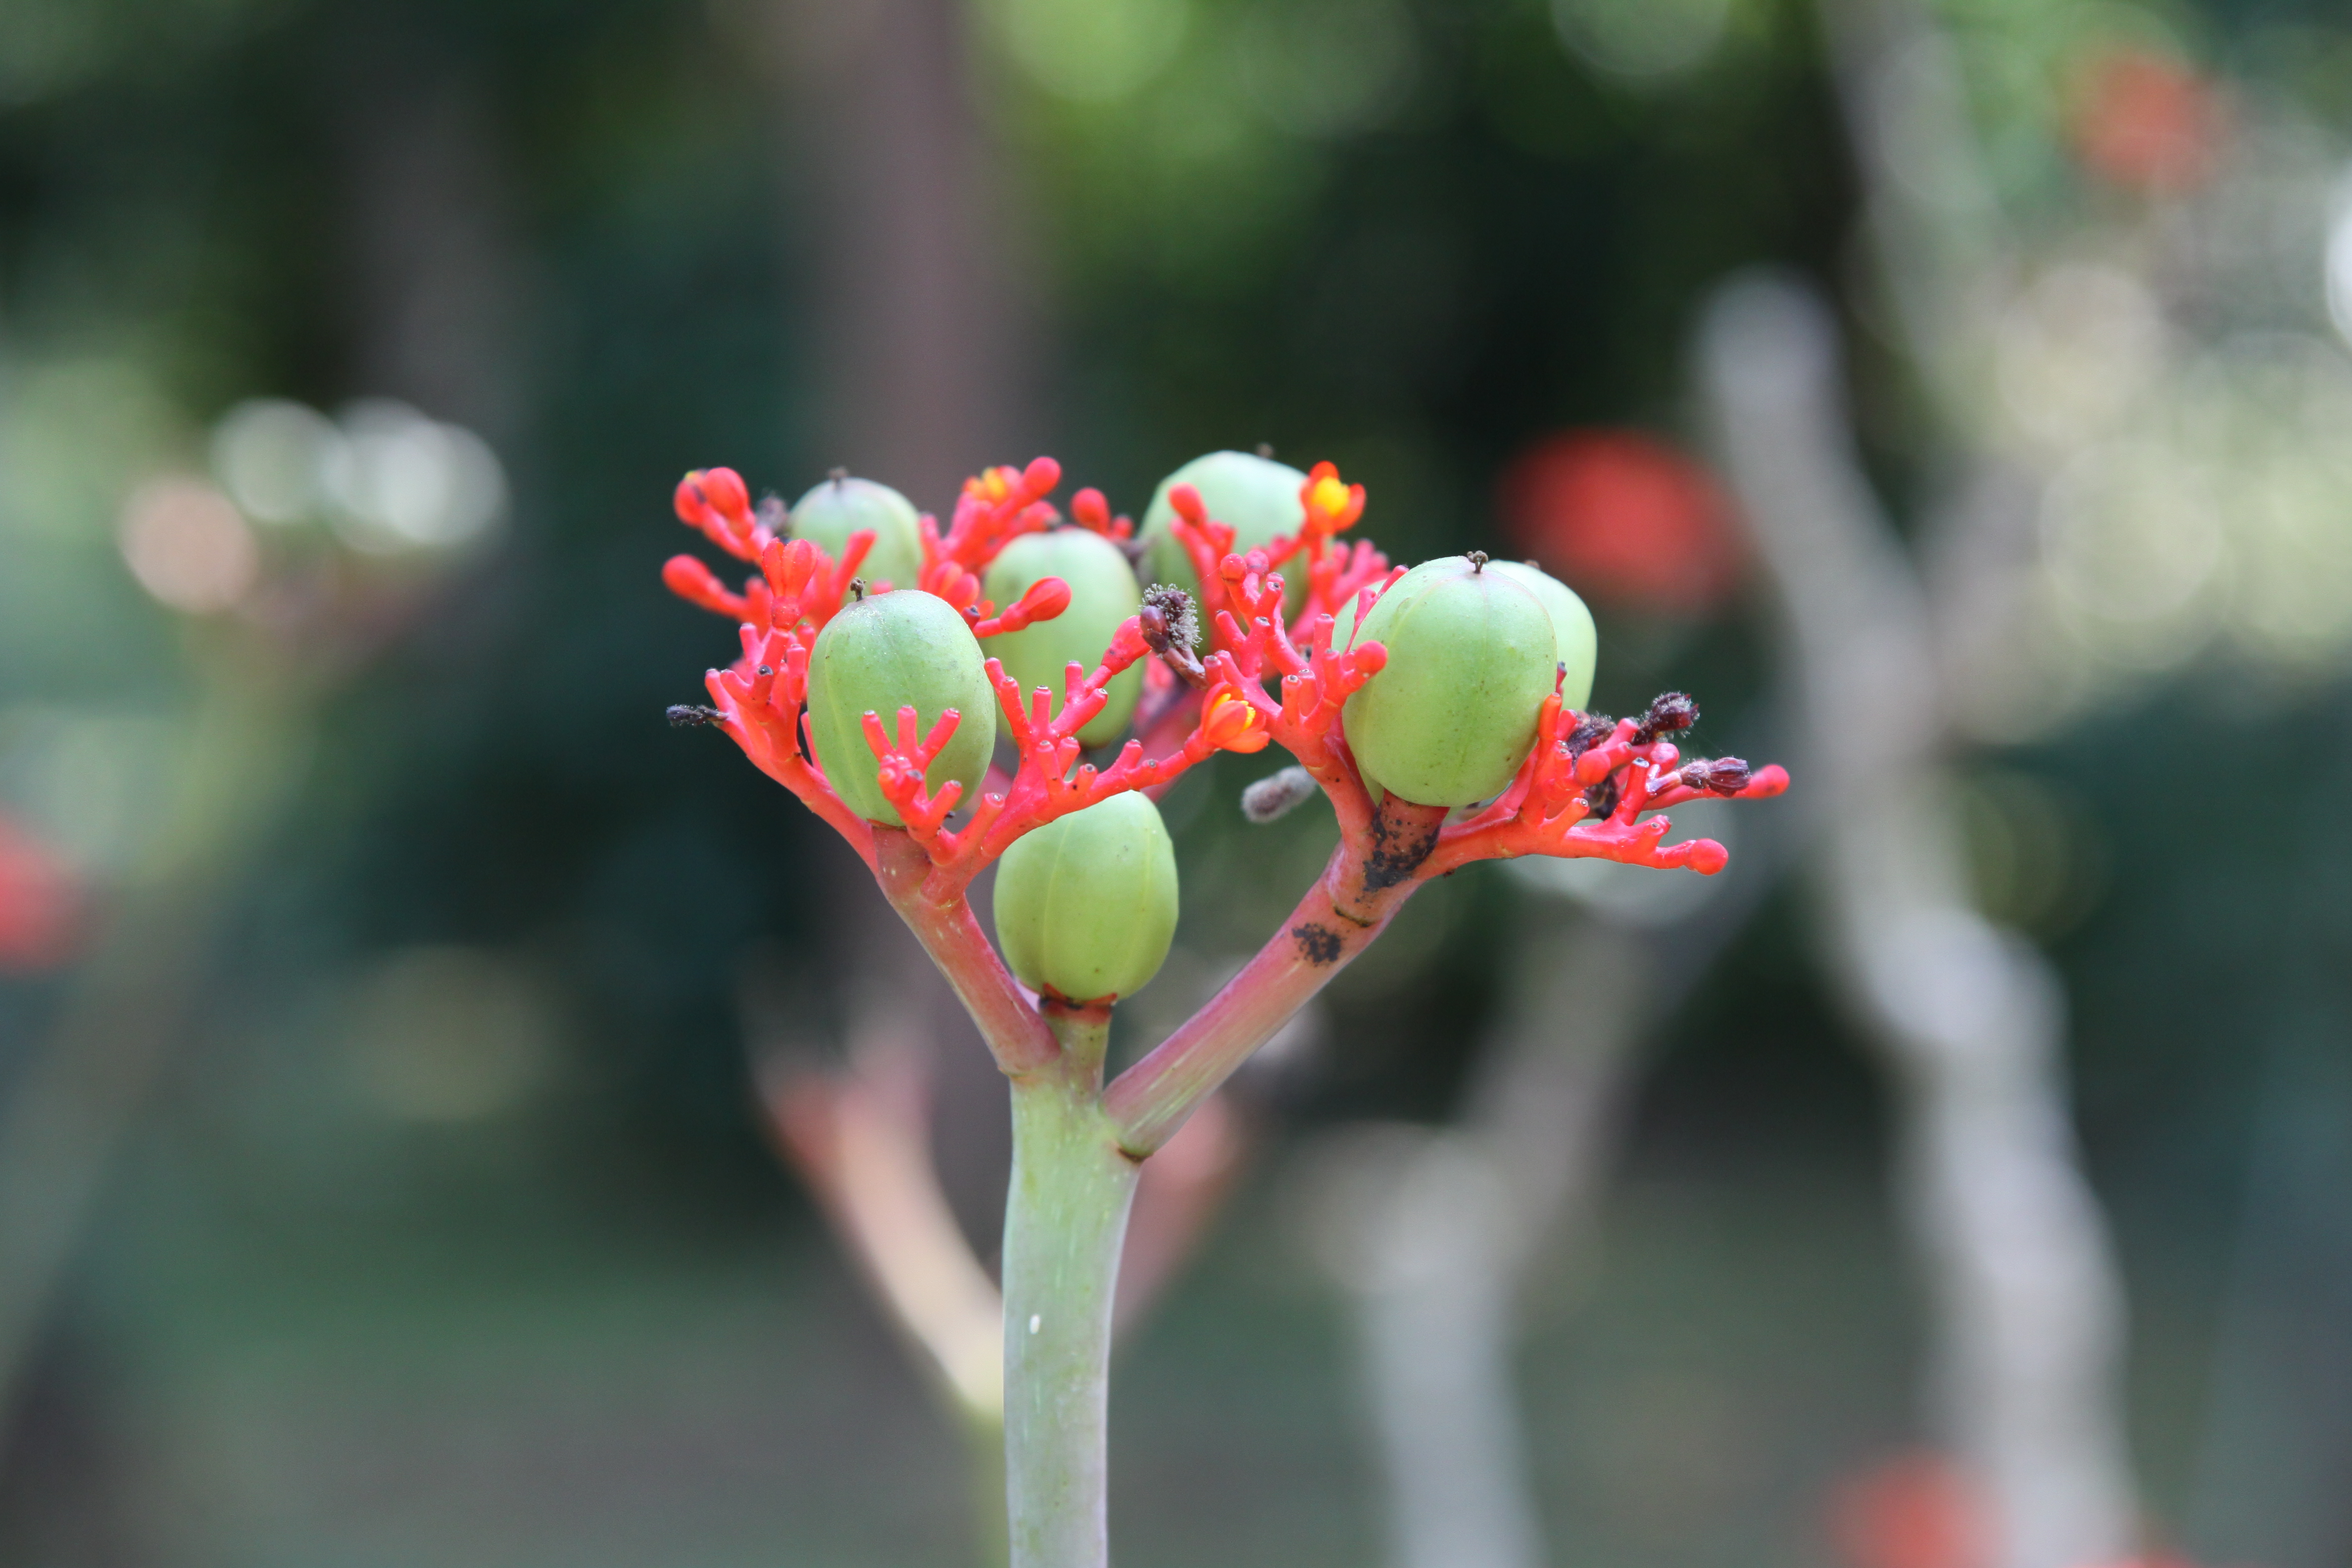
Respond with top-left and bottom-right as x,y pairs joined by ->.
1001,1007 -> 1137,1568
873,827 -> 1059,1075
1102,796 -> 1447,1156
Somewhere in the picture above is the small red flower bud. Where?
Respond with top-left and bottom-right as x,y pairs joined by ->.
697,465 -> 752,524
663,553 -> 746,619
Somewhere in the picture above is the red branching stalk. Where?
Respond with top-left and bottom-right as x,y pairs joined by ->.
1419,696 -> 1791,880
666,451 -> 1788,1568
865,625 -> 1252,903
919,458 -> 1063,613
669,453 -> 1786,1105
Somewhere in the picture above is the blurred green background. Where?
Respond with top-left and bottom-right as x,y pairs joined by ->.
2,0 -> 2350,1563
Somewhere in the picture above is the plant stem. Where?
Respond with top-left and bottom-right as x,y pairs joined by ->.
1102,796 -> 1445,1156
874,827 -> 1059,1075
1001,1008 -> 1137,1568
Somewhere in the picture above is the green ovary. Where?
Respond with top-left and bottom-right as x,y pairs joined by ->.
790,475 -> 926,592
805,590 -> 997,825
983,528 -> 1143,748
1136,450 -> 1310,638
993,791 -> 1178,1003
1340,555 -> 1561,807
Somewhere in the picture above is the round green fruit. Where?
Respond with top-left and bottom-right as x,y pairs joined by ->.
1137,450 -> 1310,638
790,475 -> 925,591
1340,556 -> 1559,807
1484,560 -> 1597,712
982,528 -> 1143,748
805,590 -> 997,826
993,791 -> 1179,1003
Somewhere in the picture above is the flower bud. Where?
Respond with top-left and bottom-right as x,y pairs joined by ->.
1137,450 -> 1309,638
993,791 -> 1179,1003
790,474 -> 926,591
1484,560 -> 1597,712
981,527 -> 1143,746
1340,555 -> 1559,807
805,589 -> 997,825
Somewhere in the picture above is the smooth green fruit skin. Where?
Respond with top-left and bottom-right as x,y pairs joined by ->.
993,791 -> 1179,1002
1340,557 -> 1559,807
805,591 -> 997,826
1137,450 -> 1310,637
1485,560 -> 1597,711
790,476 -> 926,591
983,529 -> 1143,748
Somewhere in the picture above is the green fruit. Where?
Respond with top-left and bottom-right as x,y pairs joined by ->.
790,475 -> 926,591
1137,450 -> 1310,639
805,590 -> 996,825
1340,556 -> 1558,807
993,791 -> 1179,1003
983,528 -> 1144,748
1485,561 -> 1597,711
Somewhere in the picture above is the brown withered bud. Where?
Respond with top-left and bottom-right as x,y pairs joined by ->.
1633,691 -> 1699,743
1583,775 -> 1621,819
1563,714 -> 1614,762
1240,765 -> 1319,825
667,704 -> 726,728
1139,584 -> 1207,686
756,492 -> 788,534
1679,756 -> 1753,795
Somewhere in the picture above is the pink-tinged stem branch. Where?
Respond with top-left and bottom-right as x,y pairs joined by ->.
872,828 -> 1059,1076
1102,796 -> 1448,1157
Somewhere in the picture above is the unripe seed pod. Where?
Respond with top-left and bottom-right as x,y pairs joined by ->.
805,590 -> 996,825
1137,450 -> 1309,638
1340,556 -> 1559,807
982,528 -> 1143,747
993,791 -> 1179,1003
1485,560 -> 1597,712
790,475 -> 926,591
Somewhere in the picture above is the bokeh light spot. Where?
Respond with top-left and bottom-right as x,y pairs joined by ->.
1551,0 -> 1733,81
118,477 -> 259,614
989,0 -> 1190,104
211,398 -> 339,525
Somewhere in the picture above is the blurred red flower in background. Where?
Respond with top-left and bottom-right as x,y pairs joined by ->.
2069,46 -> 2227,196
1828,1452 -> 1986,1568
1496,429 -> 1743,615
0,813 -> 83,973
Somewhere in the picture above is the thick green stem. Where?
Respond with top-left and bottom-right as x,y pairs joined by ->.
1001,1011 -> 1137,1568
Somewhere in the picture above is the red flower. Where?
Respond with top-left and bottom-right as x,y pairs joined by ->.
1497,429 -> 1742,614
1828,1452 -> 1984,1568
0,814 -> 83,974
2069,46 -> 2227,196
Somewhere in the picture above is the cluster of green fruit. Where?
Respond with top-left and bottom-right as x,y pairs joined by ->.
793,452 -> 1597,1006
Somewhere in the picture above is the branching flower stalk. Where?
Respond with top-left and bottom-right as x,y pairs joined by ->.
663,452 -> 1787,1567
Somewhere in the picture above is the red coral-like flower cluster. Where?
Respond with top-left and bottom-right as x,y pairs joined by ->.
665,454 -> 1783,905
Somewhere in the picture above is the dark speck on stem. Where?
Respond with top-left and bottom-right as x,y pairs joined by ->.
1292,924 -> 1343,965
